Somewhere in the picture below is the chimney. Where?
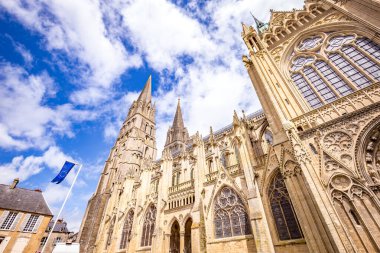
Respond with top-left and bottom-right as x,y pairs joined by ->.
10,178 -> 19,189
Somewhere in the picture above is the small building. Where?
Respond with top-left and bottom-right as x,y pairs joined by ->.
38,219 -> 72,253
0,179 -> 53,253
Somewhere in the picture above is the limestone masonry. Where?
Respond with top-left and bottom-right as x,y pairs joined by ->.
79,0 -> 380,252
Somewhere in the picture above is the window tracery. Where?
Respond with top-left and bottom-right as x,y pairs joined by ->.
120,210 -> 134,249
214,186 -> 251,238
141,205 -> 156,247
290,33 -> 380,109
269,172 -> 303,240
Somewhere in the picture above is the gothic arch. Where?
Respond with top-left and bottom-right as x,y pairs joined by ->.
181,214 -> 193,227
280,23 -> 379,76
169,220 -> 180,253
355,116 -> 380,185
330,175 -> 380,251
212,185 -> 252,239
279,23 -> 380,109
167,217 -> 180,233
140,204 -> 157,247
265,169 -> 303,241
120,209 -> 134,250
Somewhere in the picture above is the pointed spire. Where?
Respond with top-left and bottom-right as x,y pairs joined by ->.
209,126 -> 215,145
137,75 -> 152,103
172,98 -> 185,129
233,110 -> 240,127
250,12 -> 268,34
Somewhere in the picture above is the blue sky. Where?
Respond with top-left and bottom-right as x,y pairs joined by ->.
0,0 -> 303,231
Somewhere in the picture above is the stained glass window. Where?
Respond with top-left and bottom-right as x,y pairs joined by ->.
214,186 -> 251,238
120,210 -> 134,249
290,33 -> 380,108
141,205 -> 156,247
269,172 -> 303,240
298,36 -> 322,51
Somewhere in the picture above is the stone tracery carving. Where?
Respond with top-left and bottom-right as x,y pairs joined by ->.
141,205 -> 157,247
323,131 -> 352,153
213,186 -> 251,238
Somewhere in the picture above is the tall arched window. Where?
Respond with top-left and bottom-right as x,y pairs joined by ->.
120,210 -> 134,249
141,205 -> 156,247
214,186 -> 251,238
269,172 -> 303,240
290,33 -> 380,109
106,216 -> 116,248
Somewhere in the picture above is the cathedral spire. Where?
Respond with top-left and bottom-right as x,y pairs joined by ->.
164,98 -> 190,150
172,98 -> 185,129
250,12 -> 268,34
137,75 -> 152,103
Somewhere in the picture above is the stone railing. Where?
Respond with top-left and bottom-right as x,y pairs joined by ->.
169,180 -> 194,194
291,82 -> 380,130
205,171 -> 218,183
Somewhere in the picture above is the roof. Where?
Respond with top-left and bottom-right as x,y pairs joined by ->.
48,220 -> 70,233
0,184 -> 52,216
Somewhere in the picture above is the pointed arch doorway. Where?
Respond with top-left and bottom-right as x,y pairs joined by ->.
169,221 -> 180,253
184,218 -> 192,253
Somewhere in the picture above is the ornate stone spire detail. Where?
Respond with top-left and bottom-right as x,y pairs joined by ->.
173,99 -> 185,129
164,98 -> 190,152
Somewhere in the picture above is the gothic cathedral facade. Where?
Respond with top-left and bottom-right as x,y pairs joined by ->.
79,0 -> 380,252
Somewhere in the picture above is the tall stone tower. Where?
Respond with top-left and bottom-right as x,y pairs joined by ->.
79,76 -> 157,253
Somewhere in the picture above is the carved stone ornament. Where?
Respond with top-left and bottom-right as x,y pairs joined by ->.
360,124 -> 380,185
323,131 -> 353,153
330,174 -> 352,191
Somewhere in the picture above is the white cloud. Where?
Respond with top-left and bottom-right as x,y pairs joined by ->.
0,63 -> 95,150
0,0 -> 142,105
0,146 -> 72,184
116,0 -> 303,151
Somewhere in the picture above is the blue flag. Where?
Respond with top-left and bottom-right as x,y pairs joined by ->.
51,161 -> 76,184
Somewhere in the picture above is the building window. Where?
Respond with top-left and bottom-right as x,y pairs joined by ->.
106,216 -> 115,248
120,210 -> 134,249
0,212 -> 18,230
23,215 -> 39,232
141,205 -> 156,247
269,172 -> 303,240
40,237 -> 47,246
54,237 -> 62,246
290,33 -> 380,109
214,186 -> 251,238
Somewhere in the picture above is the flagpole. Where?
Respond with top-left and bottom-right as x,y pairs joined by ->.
41,163 -> 83,253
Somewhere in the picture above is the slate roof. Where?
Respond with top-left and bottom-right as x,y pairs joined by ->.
0,184 -> 52,216
48,220 -> 70,233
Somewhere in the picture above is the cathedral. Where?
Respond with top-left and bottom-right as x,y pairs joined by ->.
78,0 -> 380,252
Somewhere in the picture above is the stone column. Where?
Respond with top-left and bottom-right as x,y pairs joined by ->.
180,231 -> 185,253
163,233 -> 170,253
